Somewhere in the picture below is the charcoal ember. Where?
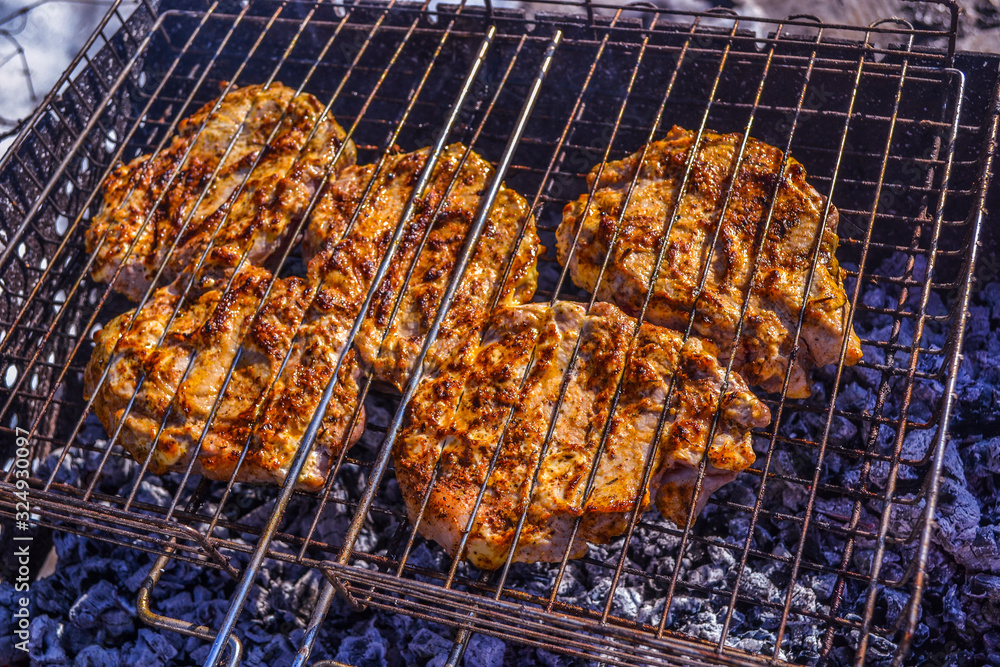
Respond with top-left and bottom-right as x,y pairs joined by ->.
121,629 -> 178,666
243,634 -> 297,667
985,630 -> 1000,654
908,379 -> 945,423
739,570 -> 781,605
933,479 -> 983,569
62,580 -> 133,652
463,634 -> 505,667
73,645 -> 121,667
911,621 -> 930,649
956,380 -> 1000,427
679,608 -> 724,643
405,627 -> 452,663
780,482 -> 810,513
789,583 -> 818,614
406,542 -> 451,580
966,305 -> 991,346
661,593 -> 698,628
838,380 -> 873,413
687,561 -> 727,589
608,585 -> 643,619
37,450 -> 81,487
158,589 -> 193,620
781,618 -> 821,662
815,495 -> 859,527
851,356 -> 886,389
0,586 -> 23,663
880,551 -> 907,584
879,587 -> 910,626
636,596 -> 666,625
191,586 -> 231,627
954,348 -> 1000,427
807,572 -> 837,601
965,526 -> 1000,571
335,621 -> 387,667
942,585 -> 966,626
728,635 -> 765,654
133,480 -> 171,507
240,497 -> 279,529
188,644 -> 213,665
896,429 -> 937,482
828,415 -> 860,446
727,516 -> 753,547
29,615 -> 67,665
534,647 -> 591,667
886,496 -> 926,541
552,569 -> 586,599
966,436 -> 1000,475
860,633 -> 898,666
78,413 -> 110,447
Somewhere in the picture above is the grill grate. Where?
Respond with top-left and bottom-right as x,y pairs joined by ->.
0,0 -> 996,665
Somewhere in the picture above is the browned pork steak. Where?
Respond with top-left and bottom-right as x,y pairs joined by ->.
557,126 -> 863,398
86,83 -> 355,301
394,301 -> 770,570
84,259 -> 364,489
304,143 -> 540,391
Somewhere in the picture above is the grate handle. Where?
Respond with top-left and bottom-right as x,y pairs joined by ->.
137,552 -> 243,667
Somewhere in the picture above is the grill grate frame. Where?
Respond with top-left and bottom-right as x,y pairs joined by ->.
0,1 -> 995,665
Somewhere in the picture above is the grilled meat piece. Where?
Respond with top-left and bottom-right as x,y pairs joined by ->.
557,126 -> 862,398
395,301 -> 770,569
304,144 -> 540,391
86,83 -> 355,301
84,257 -> 364,489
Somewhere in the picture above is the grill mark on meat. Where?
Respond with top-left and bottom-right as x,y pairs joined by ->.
304,144 -> 540,391
86,83 -> 356,301
84,260 -> 364,490
395,301 -> 770,569
557,126 -> 862,399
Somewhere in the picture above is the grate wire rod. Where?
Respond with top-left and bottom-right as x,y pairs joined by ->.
812,28 -> 942,658
851,70 -> 964,665
0,3 -> 228,366
488,10 -> 706,599
135,0 -> 444,523
247,2 -> 476,552
333,29 -> 563,567
0,2 -> 234,426
298,19 -> 537,568
712,18 -> 860,654
30,0 -> 263,488
202,26 -> 506,666
70,0 -> 315,506
397,14 -> 653,592
190,0 -> 454,534
387,7 -> 632,581
892,70 -> 1000,666
85,0 -> 345,507
0,3 -> 979,665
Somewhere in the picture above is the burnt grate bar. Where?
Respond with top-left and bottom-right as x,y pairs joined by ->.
0,0 -> 995,665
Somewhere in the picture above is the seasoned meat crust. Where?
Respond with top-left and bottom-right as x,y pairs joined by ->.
395,301 -> 770,569
83,258 -> 364,489
304,143 -> 540,391
557,126 -> 863,398
86,83 -> 355,301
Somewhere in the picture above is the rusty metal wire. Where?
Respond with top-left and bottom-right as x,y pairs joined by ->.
1,1 -> 996,665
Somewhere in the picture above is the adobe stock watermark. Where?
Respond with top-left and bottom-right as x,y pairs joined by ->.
10,426 -> 33,654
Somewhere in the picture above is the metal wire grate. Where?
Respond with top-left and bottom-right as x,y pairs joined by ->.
0,0 -> 996,665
